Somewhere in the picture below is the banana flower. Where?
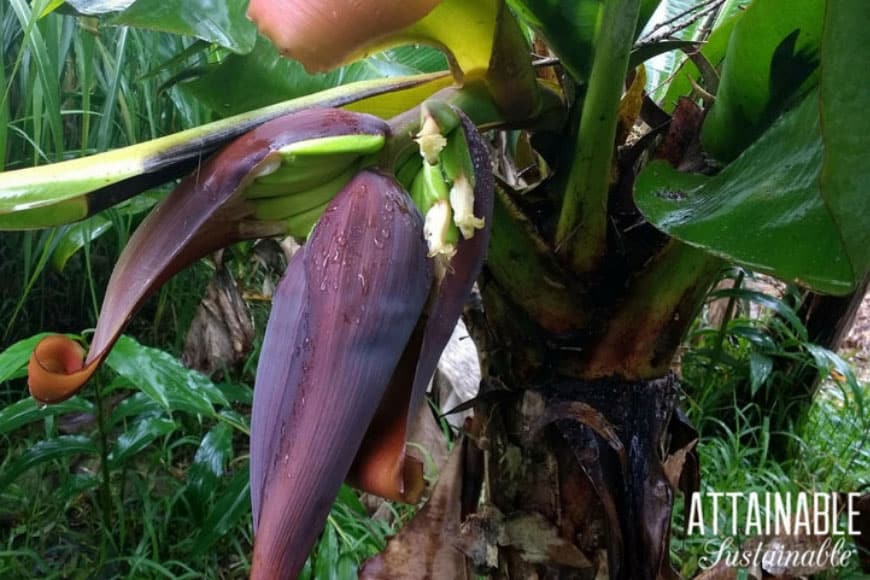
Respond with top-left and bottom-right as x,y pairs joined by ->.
26,106 -> 492,578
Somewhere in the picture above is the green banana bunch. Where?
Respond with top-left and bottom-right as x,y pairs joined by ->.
243,133 -> 386,237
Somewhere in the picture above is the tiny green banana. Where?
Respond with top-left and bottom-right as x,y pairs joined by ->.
395,154 -> 422,191
420,100 -> 461,137
439,125 -> 474,185
415,100 -> 461,164
410,161 -> 459,257
283,199 -> 331,238
246,153 -> 357,198
439,125 -> 484,240
409,160 -> 449,214
247,133 -> 385,198
252,164 -> 357,221
279,134 -> 385,158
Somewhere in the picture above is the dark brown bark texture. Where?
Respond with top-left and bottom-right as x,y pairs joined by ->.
458,369 -> 697,579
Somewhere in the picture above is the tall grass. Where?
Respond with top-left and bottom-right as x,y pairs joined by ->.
672,269 -> 869,576
0,1 -> 209,347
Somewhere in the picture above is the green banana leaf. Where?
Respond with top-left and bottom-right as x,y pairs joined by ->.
110,0 -> 257,54
635,95 -> 843,293
506,0 -> 659,82
701,0 -> 824,161
0,72 -> 446,230
636,0 -> 869,295
48,0 -> 256,54
182,36 -> 448,116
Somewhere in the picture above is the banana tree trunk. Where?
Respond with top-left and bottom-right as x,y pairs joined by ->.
458,261 -> 711,579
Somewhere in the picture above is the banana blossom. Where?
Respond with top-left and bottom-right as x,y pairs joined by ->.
26,106 -> 492,578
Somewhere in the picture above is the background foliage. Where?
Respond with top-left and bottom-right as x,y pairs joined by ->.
0,1 -> 867,578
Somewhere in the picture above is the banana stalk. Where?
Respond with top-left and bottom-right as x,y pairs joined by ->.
0,74 -> 445,230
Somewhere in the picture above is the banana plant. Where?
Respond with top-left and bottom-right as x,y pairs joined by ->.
1,0 -> 868,578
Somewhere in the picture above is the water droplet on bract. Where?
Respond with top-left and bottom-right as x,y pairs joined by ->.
336,234 -> 347,246
380,228 -> 391,240
384,200 -> 394,212
284,454 -> 289,464
373,237 -> 384,248
303,337 -> 311,345
353,316 -> 361,325
320,279 -> 328,291
358,272 -> 367,294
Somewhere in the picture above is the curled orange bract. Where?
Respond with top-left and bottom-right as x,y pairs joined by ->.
28,335 -> 98,404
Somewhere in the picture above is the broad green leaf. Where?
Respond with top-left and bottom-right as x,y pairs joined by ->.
107,415 -> 176,467
637,2 -> 870,295
106,335 -> 228,417
636,93 -> 851,294
182,37 -> 448,117
109,390 -> 231,425
335,484 -> 367,516
216,382 -> 253,405
185,422 -> 234,522
701,0 -> 824,161
728,324 -> 776,351
0,73 -> 443,230
805,343 -> 863,418
0,397 -> 93,436
748,352 -> 773,396
191,466 -> 250,555
110,0 -> 256,54
216,409 -> 249,435
0,333 -> 52,383
50,190 -> 161,271
817,0 -> 870,284
60,1 -> 135,14
109,392 -> 162,425
57,472 -> 101,502
335,556 -> 358,580
50,215 -> 112,271
313,524 -> 340,580
506,0 -> 659,82
0,435 -> 97,492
